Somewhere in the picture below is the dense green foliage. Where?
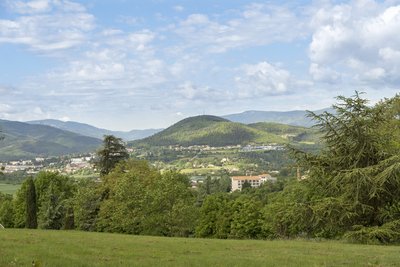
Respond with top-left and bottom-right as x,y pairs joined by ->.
272,93 -> 400,242
0,119 -> 101,160
97,160 -> 197,236
0,192 -> 14,227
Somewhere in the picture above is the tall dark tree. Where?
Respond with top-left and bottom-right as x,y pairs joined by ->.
25,177 -> 37,229
96,135 -> 129,176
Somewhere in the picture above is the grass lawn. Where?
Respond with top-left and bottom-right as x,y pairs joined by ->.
0,183 -> 20,195
0,229 -> 399,267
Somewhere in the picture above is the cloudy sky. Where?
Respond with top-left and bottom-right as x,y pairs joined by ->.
1,0 -> 399,130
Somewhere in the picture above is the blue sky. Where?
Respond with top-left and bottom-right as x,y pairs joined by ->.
1,0 -> 399,130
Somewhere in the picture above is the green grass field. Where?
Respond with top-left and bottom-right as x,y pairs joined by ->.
1,229 -> 399,267
0,183 -> 20,195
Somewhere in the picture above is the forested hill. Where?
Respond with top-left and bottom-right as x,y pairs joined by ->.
28,119 -> 162,141
222,108 -> 332,126
0,119 -> 102,160
248,122 -> 320,143
131,115 -> 317,147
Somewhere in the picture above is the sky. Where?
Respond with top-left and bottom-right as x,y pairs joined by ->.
0,0 -> 399,130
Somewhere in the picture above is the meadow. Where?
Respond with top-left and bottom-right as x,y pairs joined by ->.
1,229 -> 399,267
0,183 -> 20,195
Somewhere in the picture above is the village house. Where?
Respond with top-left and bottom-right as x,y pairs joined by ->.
231,173 -> 276,192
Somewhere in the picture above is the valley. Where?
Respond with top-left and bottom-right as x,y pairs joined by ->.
0,113 -> 321,187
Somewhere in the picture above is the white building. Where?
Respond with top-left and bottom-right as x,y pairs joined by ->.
231,173 -> 276,192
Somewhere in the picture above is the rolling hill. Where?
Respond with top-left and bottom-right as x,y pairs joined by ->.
248,122 -> 321,143
0,119 -> 102,160
131,115 -> 318,147
28,119 -> 162,141
222,108 -> 332,126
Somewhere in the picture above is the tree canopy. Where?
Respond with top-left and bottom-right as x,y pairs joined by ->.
96,135 -> 129,176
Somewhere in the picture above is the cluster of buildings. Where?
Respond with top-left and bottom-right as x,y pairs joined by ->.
0,159 -> 41,174
241,144 -> 285,152
0,155 -> 96,175
168,145 -> 242,151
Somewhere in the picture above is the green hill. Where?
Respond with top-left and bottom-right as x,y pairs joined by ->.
222,108 -> 333,126
28,119 -> 162,141
131,115 -> 288,147
0,119 -> 102,160
248,122 -> 321,143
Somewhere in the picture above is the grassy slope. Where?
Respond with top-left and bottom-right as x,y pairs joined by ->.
1,229 -> 399,267
0,183 -> 20,195
248,122 -> 321,143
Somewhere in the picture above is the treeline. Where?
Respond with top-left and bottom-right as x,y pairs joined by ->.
1,93 -> 399,244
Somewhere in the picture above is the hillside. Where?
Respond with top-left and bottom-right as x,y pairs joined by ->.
28,119 -> 162,141
248,122 -> 321,143
132,115 -> 289,147
0,120 -> 101,160
223,108 -> 332,126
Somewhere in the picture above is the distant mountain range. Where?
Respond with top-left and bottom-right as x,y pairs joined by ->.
0,119 -> 101,161
222,108 -> 332,127
131,115 -> 319,147
28,119 -> 163,141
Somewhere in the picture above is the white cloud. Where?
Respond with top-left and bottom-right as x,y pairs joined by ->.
176,82 -> 225,100
173,3 -> 306,53
309,63 -> 341,83
309,1 -> 400,85
0,0 -> 94,52
235,61 -> 292,97
173,5 -> 184,12
6,0 -> 51,14
0,103 -> 12,113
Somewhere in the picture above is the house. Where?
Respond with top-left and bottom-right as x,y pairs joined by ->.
231,173 -> 276,192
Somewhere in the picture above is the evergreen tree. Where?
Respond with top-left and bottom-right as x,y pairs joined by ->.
25,177 -> 37,229
96,135 -> 129,176
286,92 -> 400,241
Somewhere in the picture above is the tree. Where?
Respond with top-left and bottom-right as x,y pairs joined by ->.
73,179 -> 101,231
230,195 -> 264,239
96,135 -> 129,176
38,183 -> 64,229
96,159 -> 198,237
25,177 -> 37,229
34,171 -> 75,230
195,193 -> 234,238
0,193 -> 14,228
13,179 -> 29,228
286,92 -> 400,241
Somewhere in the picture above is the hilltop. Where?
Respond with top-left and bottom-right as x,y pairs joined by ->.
0,119 -> 101,160
131,115 -> 317,147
